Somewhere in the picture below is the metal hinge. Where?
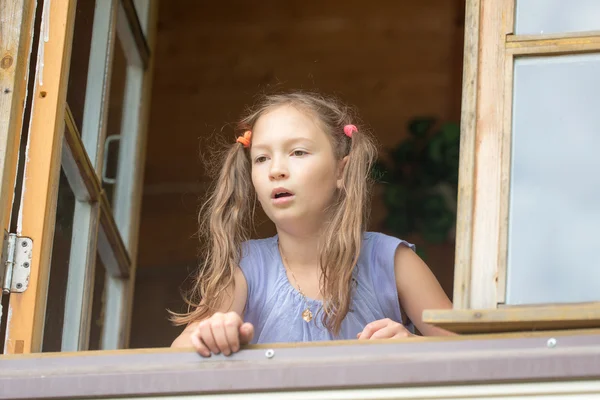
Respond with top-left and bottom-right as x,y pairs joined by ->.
0,231 -> 33,294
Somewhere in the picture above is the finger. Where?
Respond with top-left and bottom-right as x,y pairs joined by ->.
199,322 -> 220,355
191,330 -> 211,357
370,324 -> 406,340
358,319 -> 391,340
212,319 -> 232,356
239,322 -> 254,345
224,315 -> 242,353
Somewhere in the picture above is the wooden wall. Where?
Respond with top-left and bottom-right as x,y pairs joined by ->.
129,0 -> 465,348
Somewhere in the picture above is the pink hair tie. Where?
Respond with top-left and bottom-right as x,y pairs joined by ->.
343,124 -> 357,138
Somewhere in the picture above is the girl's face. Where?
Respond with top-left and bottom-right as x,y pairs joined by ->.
250,105 -> 346,235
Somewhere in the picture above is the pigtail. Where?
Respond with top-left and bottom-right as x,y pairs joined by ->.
320,125 -> 377,335
170,142 -> 253,325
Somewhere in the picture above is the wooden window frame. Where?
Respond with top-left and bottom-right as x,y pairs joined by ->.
2,0 -> 155,354
0,0 -> 37,315
424,0 -> 600,333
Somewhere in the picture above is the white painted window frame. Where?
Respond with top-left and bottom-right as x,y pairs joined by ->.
60,0 -> 152,351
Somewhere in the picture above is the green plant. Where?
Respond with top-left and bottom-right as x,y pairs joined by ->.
373,117 -> 460,244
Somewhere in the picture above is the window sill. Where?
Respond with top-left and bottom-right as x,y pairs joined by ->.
423,302 -> 600,334
1,329 -> 600,399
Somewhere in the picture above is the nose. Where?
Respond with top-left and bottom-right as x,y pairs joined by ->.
269,157 -> 289,181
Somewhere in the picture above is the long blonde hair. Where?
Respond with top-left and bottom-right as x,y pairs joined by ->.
171,91 -> 378,335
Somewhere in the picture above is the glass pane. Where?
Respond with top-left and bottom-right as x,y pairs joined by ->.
506,53 -> 600,305
515,0 -> 600,35
42,168 -> 77,352
88,254 -> 107,351
66,0 -> 97,134
103,36 -> 128,209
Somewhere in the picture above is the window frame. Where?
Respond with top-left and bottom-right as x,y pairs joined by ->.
2,0 -> 154,354
0,0 -> 37,319
427,0 -> 600,332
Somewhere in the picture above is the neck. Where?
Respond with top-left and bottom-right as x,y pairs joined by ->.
276,228 -> 321,272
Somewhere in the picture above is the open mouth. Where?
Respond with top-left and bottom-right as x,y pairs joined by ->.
271,188 -> 295,201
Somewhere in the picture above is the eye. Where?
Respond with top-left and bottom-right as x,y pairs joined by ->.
292,150 -> 308,157
254,155 -> 268,164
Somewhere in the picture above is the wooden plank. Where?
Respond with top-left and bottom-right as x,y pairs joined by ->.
468,0 -> 514,309
494,0 -> 515,305
4,0 -> 78,354
496,50 -> 514,305
423,303 -> 600,333
452,0 -> 479,309
506,34 -> 600,55
104,0 -> 158,350
507,30 -> 600,42
0,0 -> 36,282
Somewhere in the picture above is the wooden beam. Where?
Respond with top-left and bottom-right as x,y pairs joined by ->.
467,0 -> 513,309
0,0 -> 37,262
4,0 -> 78,354
424,303 -> 600,334
506,33 -> 600,55
452,0 -> 479,309
496,49 -> 515,305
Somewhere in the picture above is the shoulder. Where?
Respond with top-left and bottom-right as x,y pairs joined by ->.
239,236 -> 278,288
358,232 -> 415,280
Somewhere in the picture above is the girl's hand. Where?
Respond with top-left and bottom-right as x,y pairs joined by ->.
190,311 -> 254,357
356,318 -> 414,340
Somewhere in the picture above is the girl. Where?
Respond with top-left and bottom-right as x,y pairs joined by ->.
171,92 -> 453,357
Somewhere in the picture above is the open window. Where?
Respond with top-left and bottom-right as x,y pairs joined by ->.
424,0 -> 600,333
0,0 -> 154,353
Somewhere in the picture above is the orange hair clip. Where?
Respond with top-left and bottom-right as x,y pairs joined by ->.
236,130 -> 252,148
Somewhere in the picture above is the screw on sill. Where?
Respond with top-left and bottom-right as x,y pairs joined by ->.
265,349 -> 275,359
547,338 -> 557,348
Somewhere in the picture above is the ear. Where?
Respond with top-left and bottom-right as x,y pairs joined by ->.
336,156 -> 349,189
